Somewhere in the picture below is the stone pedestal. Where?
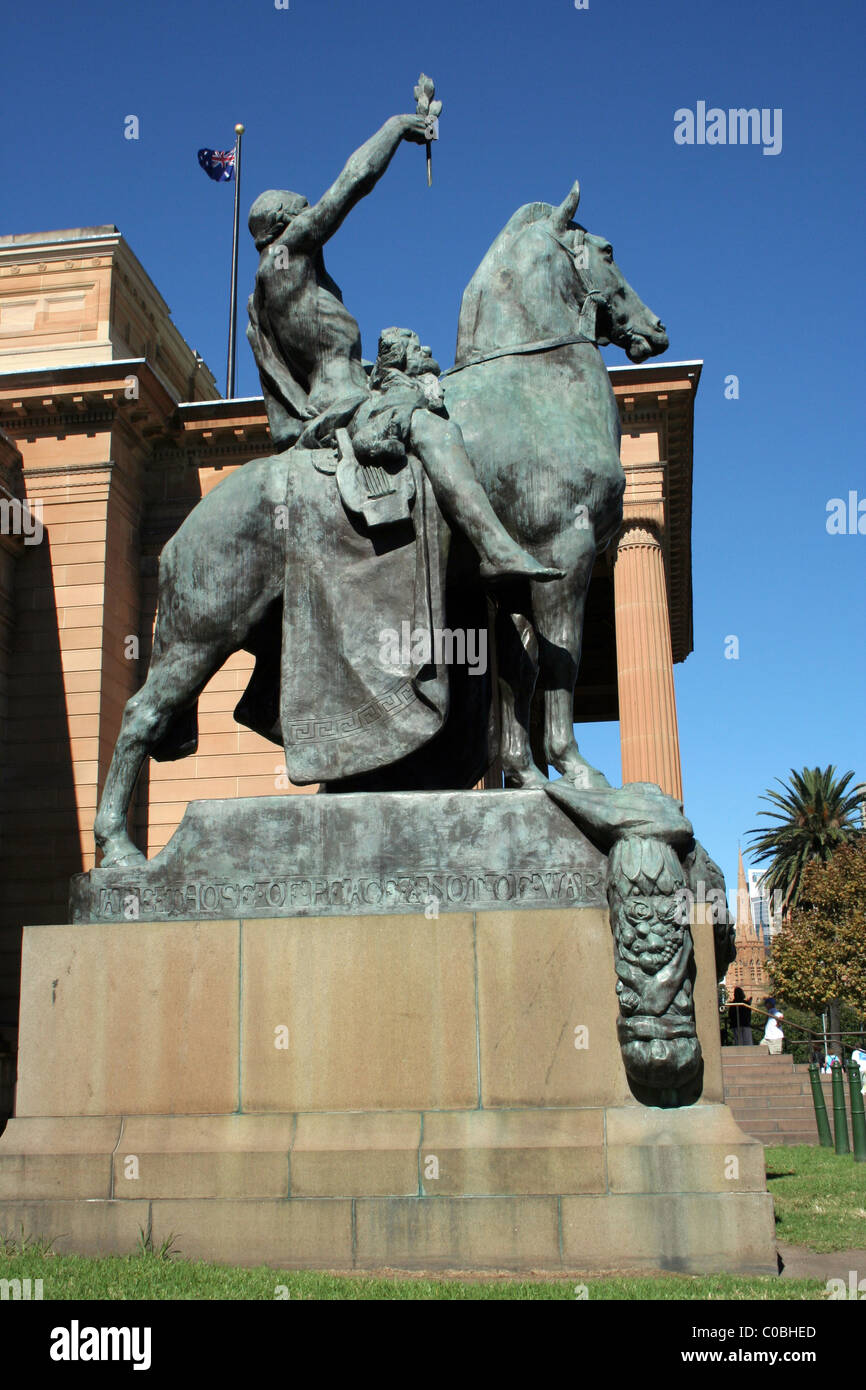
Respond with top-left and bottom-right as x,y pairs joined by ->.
0,893 -> 777,1273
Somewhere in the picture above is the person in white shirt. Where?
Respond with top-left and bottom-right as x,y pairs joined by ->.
760,1012 -> 785,1055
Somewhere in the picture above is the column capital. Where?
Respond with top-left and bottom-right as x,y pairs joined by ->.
615,519 -> 664,554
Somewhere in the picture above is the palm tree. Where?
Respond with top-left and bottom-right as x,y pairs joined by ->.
747,765 -> 864,917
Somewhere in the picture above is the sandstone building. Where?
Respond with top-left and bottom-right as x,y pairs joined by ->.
0,226 -> 700,1118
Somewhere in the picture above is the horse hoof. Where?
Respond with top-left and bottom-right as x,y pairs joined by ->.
503,767 -> 549,790
98,841 -> 147,869
559,763 -> 611,791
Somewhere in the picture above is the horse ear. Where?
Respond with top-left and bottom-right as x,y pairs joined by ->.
550,180 -> 580,231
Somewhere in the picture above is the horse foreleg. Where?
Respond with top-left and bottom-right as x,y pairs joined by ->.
495,604 -> 547,787
532,570 -> 611,790
94,637 -> 228,867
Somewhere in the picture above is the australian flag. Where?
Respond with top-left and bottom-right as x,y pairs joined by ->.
198,148 -> 235,182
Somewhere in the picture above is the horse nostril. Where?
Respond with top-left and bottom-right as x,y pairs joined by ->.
656,321 -> 666,333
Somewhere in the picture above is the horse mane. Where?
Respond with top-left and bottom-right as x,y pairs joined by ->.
497,201 -> 553,236
454,203 -> 585,365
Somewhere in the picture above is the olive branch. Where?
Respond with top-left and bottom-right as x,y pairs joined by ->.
414,73 -> 442,187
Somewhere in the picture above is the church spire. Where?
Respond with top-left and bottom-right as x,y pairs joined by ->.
735,845 -> 756,942
725,843 -> 771,997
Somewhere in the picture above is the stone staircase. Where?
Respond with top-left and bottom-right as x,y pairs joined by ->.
722,1046 -> 855,1146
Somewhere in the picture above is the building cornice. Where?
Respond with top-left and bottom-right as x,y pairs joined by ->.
0,360 -> 177,442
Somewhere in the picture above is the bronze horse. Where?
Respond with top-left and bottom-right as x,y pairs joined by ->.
443,181 -> 668,788
93,183 -> 668,866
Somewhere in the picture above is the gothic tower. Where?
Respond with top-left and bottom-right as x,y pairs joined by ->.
725,846 -> 771,999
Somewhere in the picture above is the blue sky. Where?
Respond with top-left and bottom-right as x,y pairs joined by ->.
5,0 -> 864,898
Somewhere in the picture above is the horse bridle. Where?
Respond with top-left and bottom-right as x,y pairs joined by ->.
442,331 -> 595,377
546,224 -> 611,343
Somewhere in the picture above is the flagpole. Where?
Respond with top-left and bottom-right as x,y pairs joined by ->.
225,122 -> 244,399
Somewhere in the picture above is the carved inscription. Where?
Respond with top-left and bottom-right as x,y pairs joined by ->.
93,865 -> 605,920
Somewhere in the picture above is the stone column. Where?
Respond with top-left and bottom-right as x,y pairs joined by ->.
614,521 -> 683,801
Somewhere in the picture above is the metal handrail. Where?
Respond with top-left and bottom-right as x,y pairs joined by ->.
724,1002 -> 865,1061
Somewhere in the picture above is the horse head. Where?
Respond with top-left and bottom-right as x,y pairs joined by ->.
454,181 -> 669,366
551,182 -> 669,362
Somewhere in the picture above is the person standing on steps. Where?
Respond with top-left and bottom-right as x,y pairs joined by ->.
728,987 -> 753,1046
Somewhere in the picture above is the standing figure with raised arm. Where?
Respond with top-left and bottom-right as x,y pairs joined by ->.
246,110 -> 559,583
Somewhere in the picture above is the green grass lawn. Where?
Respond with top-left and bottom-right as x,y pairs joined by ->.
764,1144 -> 866,1252
1,1145 -> 862,1300
0,1251 -> 828,1301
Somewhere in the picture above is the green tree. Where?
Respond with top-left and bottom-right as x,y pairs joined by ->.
748,765 -> 864,916
769,838 -> 866,1055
